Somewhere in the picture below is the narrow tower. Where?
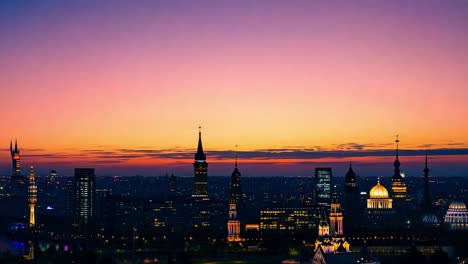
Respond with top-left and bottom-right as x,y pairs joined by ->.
10,139 -> 24,185
193,127 -> 208,199
391,135 -> 407,201
28,165 -> 37,228
230,149 -> 241,203
421,154 -> 438,225
329,187 -> 343,237
343,162 -> 360,231
227,198 -> 241,242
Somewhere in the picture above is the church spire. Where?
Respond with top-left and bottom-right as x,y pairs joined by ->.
15,139 -> 18,152
392,135 -> 401,179
195,126 -> 206,161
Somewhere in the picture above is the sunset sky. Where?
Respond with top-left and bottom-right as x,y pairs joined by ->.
0,1 -> 467,177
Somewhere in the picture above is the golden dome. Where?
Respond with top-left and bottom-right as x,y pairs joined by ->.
369,179 -> 389,199
448,201 -> 467,212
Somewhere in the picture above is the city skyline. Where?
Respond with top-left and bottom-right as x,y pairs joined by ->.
1,1 -> 468,176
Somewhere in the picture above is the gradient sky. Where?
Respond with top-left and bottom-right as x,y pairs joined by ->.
0,1 -> 467,177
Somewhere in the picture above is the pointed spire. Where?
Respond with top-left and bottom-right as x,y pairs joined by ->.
195,126 -> 206,161
422,153 -> 432,213
10,140 -> 12,154
15,139 -> 18,152
235,144 -> 238,168
392,135 -> 401,179
424,153 -> 429,176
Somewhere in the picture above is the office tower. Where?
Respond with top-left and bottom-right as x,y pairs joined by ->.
421,155 -> 438,225
28,165 -> 37,228
343,162 -> 360,231
10,139 -> 24,186
329,189 -> 343,237
230,153 -> 241,203
169,174 -> 177,193
193,127 -> 208,199
65,180 -> 74,218
74,168 -> 96,236
315,168 -> 332,207
390,135 -> 407,201
227,198 -> 241,242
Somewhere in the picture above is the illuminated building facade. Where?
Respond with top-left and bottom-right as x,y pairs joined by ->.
260,207 -> 320,232
390,136 -> 407,202
10,139 -> 24,186
366,179 -> 396,228
329,190 -> 343,237
315,168 -> 332,207
74,168 -> 96,236
49,170 -> 57,183
227,198 -> 241,242
193,127 -> 208,199
28,165 -> 37,228
444,201 -> 468,231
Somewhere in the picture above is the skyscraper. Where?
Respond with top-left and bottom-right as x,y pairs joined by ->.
343,162 -> 360,231
193,127 -> 208,199
230,152 -> 241,203
74,168 -> 96,236
315,168 -> 332,207
28,165 -> 37,228
390,135 -> 407,202
10,139 -> 24,186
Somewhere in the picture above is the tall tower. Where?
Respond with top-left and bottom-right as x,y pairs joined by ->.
329,187 -> 343,237
10,139 -> 24,185
230,151 -> 241,203
227,198 -> 241,242
421,154 -> 438,225
193,127 -> 208,199
343,162 -> 360,231
74,168 -> 96,236
390,135 -> 407,201
315,168 -> 332,207
28,165 -> 37,228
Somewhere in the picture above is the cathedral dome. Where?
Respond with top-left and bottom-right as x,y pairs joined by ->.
369,179 -> 389,199
448,201 -> 467,212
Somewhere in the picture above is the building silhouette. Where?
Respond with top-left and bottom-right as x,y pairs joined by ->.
390,135 -> 407,202
193,127 -> 208,200
315,168 -> 332,207
420,154 -> 438,226
73,168 -> 96,236
343,162 -> 360,232
10,139 -> 24,186
230,153 -> 241,203
28,165 -> 37,228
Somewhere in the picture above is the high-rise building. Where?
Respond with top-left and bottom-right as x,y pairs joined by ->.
28,165 -> 37,228
193,127 -> 208,199
230,153 -> 241,203
10,139 -> 24,186
315,168 -> 332,207
343,163 -> 360,231
227,198 -> 241,242
420,155 -> 438,225
390,135 -> 407,201
74,168 -> 96,236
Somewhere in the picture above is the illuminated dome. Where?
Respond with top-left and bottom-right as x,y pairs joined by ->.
369,179 -> 389,199
448,201 -> 467,212
444,201 -> 468,231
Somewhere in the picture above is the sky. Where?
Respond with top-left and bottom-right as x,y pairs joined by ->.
0,0 -> 467,177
